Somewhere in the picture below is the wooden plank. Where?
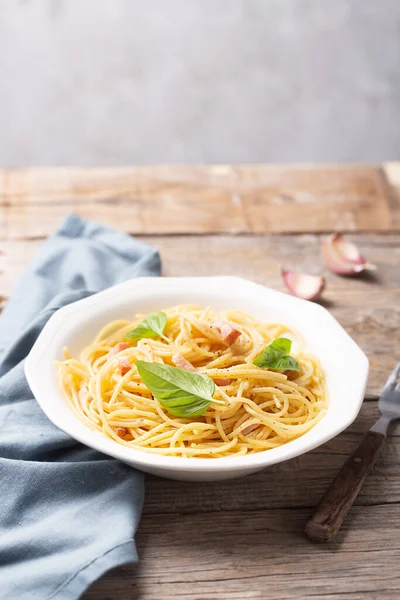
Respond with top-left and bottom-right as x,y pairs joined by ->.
1,195 -> 399,600
1,233 -> 399,395
83,504 -> 400,600
142,401 -> 400,515
383,162 -> 400,228
83,396 -> 400,600
0,164 -> 395,238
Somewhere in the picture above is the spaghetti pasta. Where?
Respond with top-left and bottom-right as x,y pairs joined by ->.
57,305 -> 327,458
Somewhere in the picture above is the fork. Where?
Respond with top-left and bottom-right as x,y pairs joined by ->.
305,363 -> 400,542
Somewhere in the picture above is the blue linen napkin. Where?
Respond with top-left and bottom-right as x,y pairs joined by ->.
0,214 -> 161,600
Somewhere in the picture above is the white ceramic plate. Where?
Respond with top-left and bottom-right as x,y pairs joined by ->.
25,276 -> 369,481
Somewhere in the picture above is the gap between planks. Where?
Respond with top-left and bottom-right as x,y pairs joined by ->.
3,229 -> 400,243
0,233 -> 399,395
83,503 -> 400,600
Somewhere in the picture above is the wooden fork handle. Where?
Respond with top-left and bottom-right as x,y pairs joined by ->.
305,430 -> 386,542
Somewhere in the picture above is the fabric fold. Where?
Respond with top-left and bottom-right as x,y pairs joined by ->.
0,214 -> 161,600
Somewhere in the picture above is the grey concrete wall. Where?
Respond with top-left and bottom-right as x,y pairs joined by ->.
0,0 -> 399,166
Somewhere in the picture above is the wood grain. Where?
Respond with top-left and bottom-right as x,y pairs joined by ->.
0,164 -> 396,238
305,429 -> 387,541
84,505 -> 400,600
81,400 -> 400,600
383,162 -> 400,228
1,164 -> 400,600
142,401 -> 400,515
2,233 -> 399,395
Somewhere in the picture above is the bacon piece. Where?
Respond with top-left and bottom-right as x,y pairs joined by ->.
108,342 -> 130,358
172,354 -> 231,385
111,426 -> 129,438
109,343 -> 131,375
111,425 -> 133,440
214,378 -> 232,386
211,321 -> 241,345
118,357 -> 131,375
172,354 -> 196,372
285,370 -> 301,380
242,422 -> 260,436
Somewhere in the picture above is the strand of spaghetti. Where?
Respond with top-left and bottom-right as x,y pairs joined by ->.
57,305 -> 328,458
215,410 -> 230,443
169,422 -> 216,449
94,320 -> 131,342
131,437 -> 240,455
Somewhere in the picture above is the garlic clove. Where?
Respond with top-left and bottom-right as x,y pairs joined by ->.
281,269 -> 325,300
322,233 -> 376,275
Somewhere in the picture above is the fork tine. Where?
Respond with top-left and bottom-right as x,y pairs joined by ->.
383,362 -> 400,392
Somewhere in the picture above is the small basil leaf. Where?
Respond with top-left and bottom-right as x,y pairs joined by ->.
125,311 -> 167,341
253,337 -> 291,367
136,360 -> 216,418
268,337 -> 291,355
260,355 -> 301,371
253,337 -> 301,372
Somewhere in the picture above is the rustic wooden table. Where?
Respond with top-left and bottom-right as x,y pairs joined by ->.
2,164 -> 400,600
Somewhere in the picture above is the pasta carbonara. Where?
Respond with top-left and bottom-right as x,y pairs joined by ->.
57,305 -> 327,458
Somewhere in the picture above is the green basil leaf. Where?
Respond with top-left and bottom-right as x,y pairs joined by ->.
259,355 -> 301,371
125,311 -> 167,341
257,338 -> 291,361
253,338 -> 301,372
136,360 -> 216,418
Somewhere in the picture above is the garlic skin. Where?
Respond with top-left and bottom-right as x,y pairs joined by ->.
281,269 -> 325,301
322,233 -> 376,275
